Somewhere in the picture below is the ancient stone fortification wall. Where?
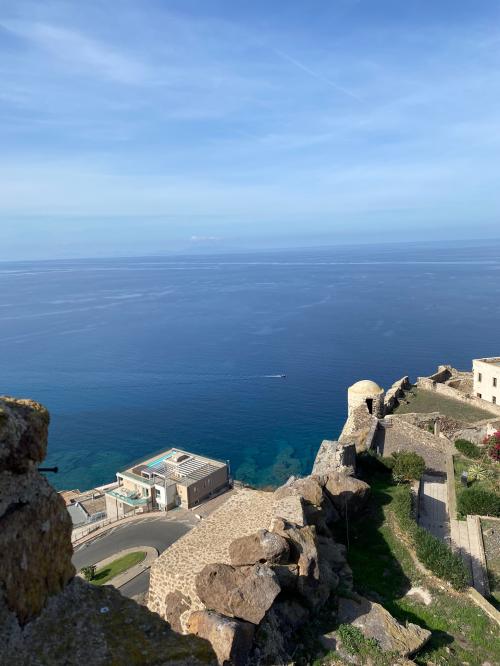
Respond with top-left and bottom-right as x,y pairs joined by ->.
339,405 -> 379,453
0,396 -> 217,666
417,365 -> 500,417
384,376 -> 411,413
417,377 -> 500,416
375,416 -> 450,473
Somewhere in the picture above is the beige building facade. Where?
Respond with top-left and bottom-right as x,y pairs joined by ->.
105,448 -> 229,519
473,358 -> 500,406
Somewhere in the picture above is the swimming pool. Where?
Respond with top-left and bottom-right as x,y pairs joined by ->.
146,449 -> 178,468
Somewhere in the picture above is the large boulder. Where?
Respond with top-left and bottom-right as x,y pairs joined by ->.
0,397 -> 74,624
274,475 -> 339,530
229,529 -> 289,566
271,522 -> 336,610
195,563 -> 281,625
187,610 -> 254,666
0,397 -> 49,473
323,472 -> 370,517
337,596 -> 431,657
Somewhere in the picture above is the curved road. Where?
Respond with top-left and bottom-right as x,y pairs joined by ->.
72,514 -> 195,597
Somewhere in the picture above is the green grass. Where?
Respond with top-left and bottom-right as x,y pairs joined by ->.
394,387 -> 493,422
91,551 -> 146,586
336,472 -> 500,666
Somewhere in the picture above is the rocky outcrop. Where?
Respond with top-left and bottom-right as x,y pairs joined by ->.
229,529 -> 289,566
196,563 -> 281,624
323,471 -> 371,517
0,396 -> 217,665
187,610 -> 255,666
313,439 -> 356,476
0,397 -> 74,624
337,595 -> 431,657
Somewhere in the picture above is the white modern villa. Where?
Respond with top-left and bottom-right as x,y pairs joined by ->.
473,357 -> 500,405
105,448 -> 230,520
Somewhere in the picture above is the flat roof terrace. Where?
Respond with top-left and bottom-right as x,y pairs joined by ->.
125,448 -> 228,488
474,357 -> 500,367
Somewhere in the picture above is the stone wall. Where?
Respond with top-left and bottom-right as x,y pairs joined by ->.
374,415 -> 450,473
0,396 -> 217,666
384,376 -> 411,413
416,377 -> 500,416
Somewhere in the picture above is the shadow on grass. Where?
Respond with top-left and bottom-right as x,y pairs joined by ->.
92,567 -> 112,583
334,459 -> 455,656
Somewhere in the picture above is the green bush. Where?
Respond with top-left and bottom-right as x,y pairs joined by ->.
458,488 -> 500,517
390,451 -> 426,483
80,564 -> 96,581
393,486 -> 469,590
455,439 -> 481,459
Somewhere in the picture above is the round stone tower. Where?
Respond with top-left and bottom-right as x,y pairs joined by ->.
348,379 -> 385,418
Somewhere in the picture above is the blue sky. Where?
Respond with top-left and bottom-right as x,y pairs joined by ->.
1,1 -> 500,259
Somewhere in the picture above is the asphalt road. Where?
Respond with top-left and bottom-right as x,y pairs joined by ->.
72,514 -> 194,597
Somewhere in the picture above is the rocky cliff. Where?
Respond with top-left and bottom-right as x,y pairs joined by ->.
0,396 -> 216,666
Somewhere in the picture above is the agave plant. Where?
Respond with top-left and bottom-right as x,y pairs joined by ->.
467,463 -> 495,483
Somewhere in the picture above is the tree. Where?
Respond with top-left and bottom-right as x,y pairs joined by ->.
390,451 -> 426,483
80,564 -> 96,581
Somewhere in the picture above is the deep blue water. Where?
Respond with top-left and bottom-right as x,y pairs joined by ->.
1,241 -> 499,491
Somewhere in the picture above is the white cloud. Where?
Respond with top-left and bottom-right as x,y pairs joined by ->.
1,20 -> 149,83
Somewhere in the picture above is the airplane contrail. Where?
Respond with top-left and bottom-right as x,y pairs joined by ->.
274,48 -> 363,103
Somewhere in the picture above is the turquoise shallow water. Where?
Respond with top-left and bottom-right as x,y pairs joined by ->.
1,241 -> 499,491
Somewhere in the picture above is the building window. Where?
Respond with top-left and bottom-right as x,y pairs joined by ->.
477,393 -> 482,399
494,377 -> 498,388
493,396 -> 497,404
478,373 -> 482,382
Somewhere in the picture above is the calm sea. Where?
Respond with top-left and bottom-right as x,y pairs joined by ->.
1,241 -> 499,491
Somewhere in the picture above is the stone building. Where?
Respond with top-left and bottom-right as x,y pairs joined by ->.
347,379 -> 385,418
473,357 -> 500,405
105,448 -> 229,519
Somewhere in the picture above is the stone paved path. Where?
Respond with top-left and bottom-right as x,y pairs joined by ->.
418,475 -> 450,542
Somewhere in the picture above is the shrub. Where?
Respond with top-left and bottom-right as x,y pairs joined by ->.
390,451 -> 426,483
393,486 -> 469,590
455,439 -> 481,459
483,431 -> 500,462
467,463 -> 495,483
80,564 -> 96,581
458,488 -> 500,517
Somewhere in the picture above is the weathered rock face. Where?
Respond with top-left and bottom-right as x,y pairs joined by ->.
337,596 -> 431,657
273,475 -> 339,531
229,529 -> 289,566
323,471 -> 370,517
0,397 -> 49,473
187,610 -> 255,666
1,577 -> 216,666
195,563 -> 281,625
313,440 -> 356,477
164,590 -> 193,633
0,397 -> 74,624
